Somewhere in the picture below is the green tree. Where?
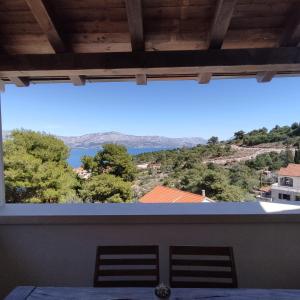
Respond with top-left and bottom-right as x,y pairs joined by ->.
79,174 -> 133,203
234,130 -> 245,140
295,150 -> 300,164
207,136 -> 219,145
4,130 -> 77,203
81,155 -> 96,172
91,144 -> 137,181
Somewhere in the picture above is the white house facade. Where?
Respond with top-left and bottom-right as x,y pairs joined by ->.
271,164 -> 300,202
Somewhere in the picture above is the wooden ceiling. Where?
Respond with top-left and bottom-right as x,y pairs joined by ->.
0,0 -> 300,86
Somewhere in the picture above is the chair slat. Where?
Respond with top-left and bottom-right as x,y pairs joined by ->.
172,259 -> 231,267
100,258 -> 157,265
171,246 -> 231,255
97,246 -> 158,255
169,246 -> 237,288
94,245 -> 159,287
98,269 -> 157,276
172,270 -> 233,278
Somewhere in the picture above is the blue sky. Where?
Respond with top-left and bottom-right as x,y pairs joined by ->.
1,77 -> 300,140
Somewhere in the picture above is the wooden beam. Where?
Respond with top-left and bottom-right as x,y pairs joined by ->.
0,80 -> 4,92
256,71 -> 277,83
209,0 -> 237,49
257,4 -> 300,83
200,0 -> 236,83
280,4 -> 300,47
198,73 -> 212,84
69,75 -> 86,86
136,74 -> 147,85
0,48 -> 300,79
9,77 -> 30,87
25,0 -> 66,53
125,0 -> 144,52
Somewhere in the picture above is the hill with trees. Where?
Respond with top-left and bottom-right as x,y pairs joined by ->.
4,123 -> 300,203
232,122 -> 300,146
4,130 -> 136,204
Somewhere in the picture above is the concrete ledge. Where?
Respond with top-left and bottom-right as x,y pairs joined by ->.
1,202 -> 300,224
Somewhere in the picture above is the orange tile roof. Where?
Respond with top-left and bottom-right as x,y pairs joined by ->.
259,186 -> 271,193
139,186 -> 205,203
278,164 -> 300,177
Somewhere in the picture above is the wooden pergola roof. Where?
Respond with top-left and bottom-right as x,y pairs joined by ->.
0,0 -> 300,87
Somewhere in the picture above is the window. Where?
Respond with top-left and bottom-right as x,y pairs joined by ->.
280,177 -> 293,187
296,196 -> 300,201
279,193 -> 282,199
282,194 -> 291,200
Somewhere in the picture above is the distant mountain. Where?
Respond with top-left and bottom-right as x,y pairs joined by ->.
3,130 -> 206,149
58,132 -> 207,149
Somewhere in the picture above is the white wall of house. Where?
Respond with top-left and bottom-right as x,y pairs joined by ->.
272,176 -> 300,202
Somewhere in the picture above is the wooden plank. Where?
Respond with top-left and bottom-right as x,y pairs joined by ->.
209,0 -> 237,49
280,4 -> 300,47
171,246 -> 231,255
97,245 -> 158,255
1,48 -> 300,79
100,258 -> 157,265
69,75 -> 85,86
198,73 -> 212,84
125,0 -> 144,52
24,0 -> 66,53
9,77 -> 29,87
172,259 -> 232,267
5,286 -> 35,300
98,269 -> 157,276
172,270 -> 233,278
202,0 -> 237,83
136,74 -> 147,85
257,4 -> 300,83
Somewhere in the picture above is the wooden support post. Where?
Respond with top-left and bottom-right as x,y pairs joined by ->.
0,88 -> 5,205
136,74 -> 147,85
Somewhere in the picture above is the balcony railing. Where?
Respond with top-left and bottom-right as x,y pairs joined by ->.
1,202 -> 300,299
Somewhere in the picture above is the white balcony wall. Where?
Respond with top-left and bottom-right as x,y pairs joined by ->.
1,203 -> 300,299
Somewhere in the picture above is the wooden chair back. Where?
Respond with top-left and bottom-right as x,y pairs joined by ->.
169,246 -> 237,288
94,245 -> 159,287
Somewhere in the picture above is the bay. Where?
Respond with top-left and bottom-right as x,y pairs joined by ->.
68,147 -> 173,168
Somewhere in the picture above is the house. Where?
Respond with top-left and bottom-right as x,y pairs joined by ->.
73,167 -> 91,180
136,163 -> 149,170
139,185 -> 213,203
271,164 -> 300,202
256,186 -> 272,201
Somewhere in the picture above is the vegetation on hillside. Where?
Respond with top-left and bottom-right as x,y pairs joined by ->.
233,122 -> 300,146
4,123 -> 300,203
135,142 -> 296,201
80,144 -> 136,203
4,131 -> 136,204
4,130 -> 77,203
